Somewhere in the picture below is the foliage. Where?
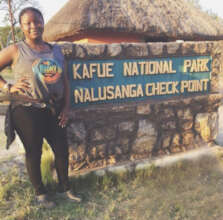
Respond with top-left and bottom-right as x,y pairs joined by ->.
0,25 -> 23,49
41,140 -> 55,187
0,0 -> 40,26
0,0 -> 40,47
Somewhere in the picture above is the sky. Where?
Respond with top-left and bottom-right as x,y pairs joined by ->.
39,0 -> 67,23
0,0 -> 222,26
39,0 -> 223,23
38,0 -> 223,22
199,0 -> 223,18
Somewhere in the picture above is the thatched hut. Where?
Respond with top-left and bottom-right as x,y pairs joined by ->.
43,0 -> 223,43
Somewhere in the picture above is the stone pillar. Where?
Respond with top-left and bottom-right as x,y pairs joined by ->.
60,41 -> 223,172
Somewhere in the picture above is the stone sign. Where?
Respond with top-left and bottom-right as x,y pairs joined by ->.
68,55 -> 211,108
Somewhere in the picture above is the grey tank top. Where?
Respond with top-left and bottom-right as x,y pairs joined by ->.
12,41 -> 65,103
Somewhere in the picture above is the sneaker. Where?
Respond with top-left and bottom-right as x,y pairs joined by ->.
36,194 -> 56,208
57,190 -> 82,202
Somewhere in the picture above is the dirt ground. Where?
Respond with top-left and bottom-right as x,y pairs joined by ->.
0,115 -> 25,173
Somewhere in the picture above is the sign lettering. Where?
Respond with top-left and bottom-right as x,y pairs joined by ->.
68,56 -> 212,108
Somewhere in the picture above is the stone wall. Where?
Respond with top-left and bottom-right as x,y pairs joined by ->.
60,41 -> 223,172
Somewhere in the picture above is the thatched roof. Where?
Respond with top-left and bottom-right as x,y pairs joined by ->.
43,0 -> 223,42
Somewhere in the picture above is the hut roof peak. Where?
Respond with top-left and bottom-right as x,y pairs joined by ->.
43,0 -> 223,42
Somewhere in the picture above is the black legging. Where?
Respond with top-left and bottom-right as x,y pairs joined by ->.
12,105 -> 69,195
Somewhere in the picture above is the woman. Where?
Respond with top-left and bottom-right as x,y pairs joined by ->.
0,7 -> 81,208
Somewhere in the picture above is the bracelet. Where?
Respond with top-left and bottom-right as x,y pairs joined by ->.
2,83 -> 12,93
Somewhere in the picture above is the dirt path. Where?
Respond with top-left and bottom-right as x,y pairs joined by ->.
0,115 -> 25,173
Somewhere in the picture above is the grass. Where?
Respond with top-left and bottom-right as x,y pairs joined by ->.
41,141 -> 55,187
1,147 -> 223,219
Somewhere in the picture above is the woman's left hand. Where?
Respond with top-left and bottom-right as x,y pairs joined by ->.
58,106 -> 70,128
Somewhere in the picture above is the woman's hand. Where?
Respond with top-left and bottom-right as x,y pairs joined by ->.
58,105 -> 70,128
10,77 -> 31,95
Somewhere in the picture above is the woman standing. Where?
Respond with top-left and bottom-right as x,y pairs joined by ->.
0,7 -> 80,208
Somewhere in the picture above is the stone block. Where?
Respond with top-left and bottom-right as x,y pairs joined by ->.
107,44 -> 122,57
177,108 -> 193,120
180,120 -> 193,131
194,112 -> 218,142
115,147 -> 122,155
74,45 -> 86,58
209,112 -> 219,140
132,120 -> 157,154
92,127 -> 116,141
167,42 -> 180,54
137,104 -> 151,115
85,44 -> 106,57
69,144 -> 86,161
61,42 -> 73,57
161,121 -> 176,130
125,43 -> 149,57
119,121 -> 135,132
117,138 -> 130,154
163,108 -> 175,118
194,43 -> 207,54
92,129 -> 105,141
195,113 -> 210,142
137,120 -> 157,138
182,42 -> 194,55
162,135 -> 171,148
172,133 -> 181,147
67,122 -> 86,142
132,136 -> 155,154
97,144 -> 106,158
90,147 -> 97,159
182,131 -> 194,146
107,155 -> 117,165
148,43 -> 163,56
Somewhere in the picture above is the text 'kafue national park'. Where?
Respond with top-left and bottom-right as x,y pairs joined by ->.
68,55 -> 211,107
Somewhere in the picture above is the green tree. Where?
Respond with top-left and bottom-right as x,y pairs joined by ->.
0,0 -> 39,46
0,25 -> 22,49
0,0 -> 39,25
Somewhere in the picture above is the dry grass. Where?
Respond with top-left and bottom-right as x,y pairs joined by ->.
1,147 -> 223,219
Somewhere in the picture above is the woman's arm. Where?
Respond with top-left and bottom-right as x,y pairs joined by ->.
0,44 -> 30,94
0,45 -> 18,92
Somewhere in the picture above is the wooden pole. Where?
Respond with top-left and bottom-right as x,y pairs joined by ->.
8,0 -> 15,44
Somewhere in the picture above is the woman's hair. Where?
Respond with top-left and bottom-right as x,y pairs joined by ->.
19,7 -> 44,24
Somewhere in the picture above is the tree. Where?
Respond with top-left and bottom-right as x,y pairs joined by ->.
0,0 -> 39,46
0,25 -> 22,49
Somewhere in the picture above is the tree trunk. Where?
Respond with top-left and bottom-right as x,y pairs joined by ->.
8,0 -> 15,44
